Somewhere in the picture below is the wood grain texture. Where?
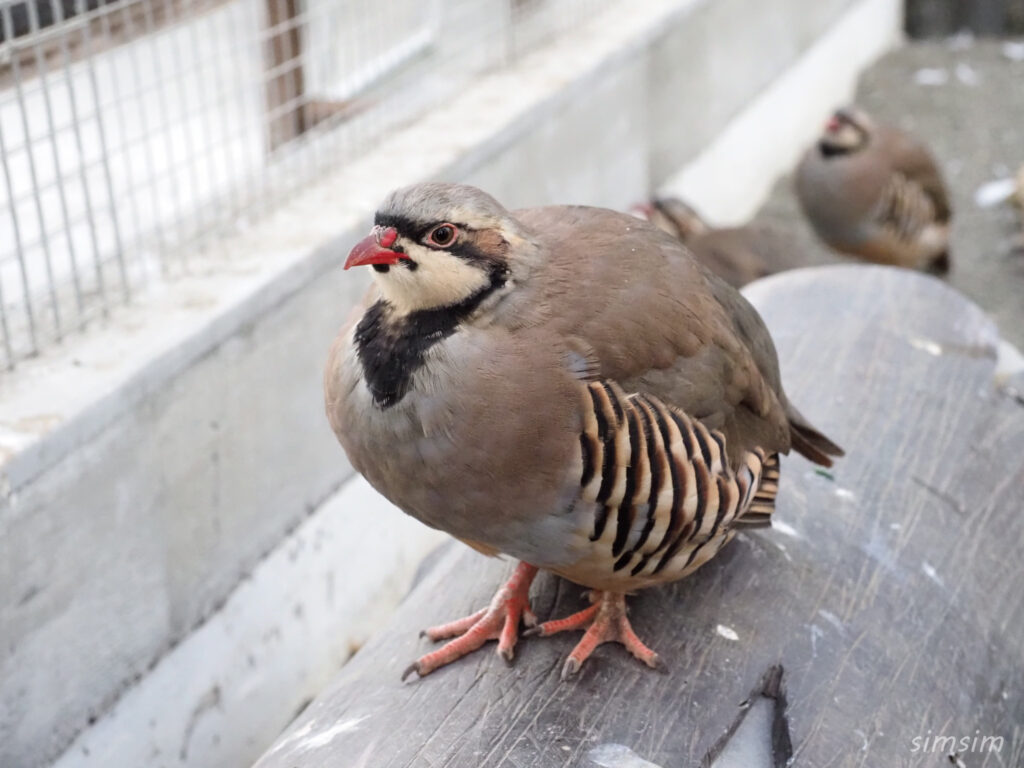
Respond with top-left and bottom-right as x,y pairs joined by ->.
255,265 -> 1024,768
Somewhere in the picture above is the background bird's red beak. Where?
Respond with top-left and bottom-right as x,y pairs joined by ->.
344,227 -> 404,269
628,202 -> 655,220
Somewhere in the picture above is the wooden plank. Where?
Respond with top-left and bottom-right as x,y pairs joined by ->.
255,265 -> 1024,768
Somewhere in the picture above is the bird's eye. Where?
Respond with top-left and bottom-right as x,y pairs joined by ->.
427,223 -> 457,247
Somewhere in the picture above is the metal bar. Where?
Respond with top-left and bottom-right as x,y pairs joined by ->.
58,0 -> 106,313
217,0 -> 249,220
0,265 -> 12,367
262,0 -> 305,151
226,0 -> 266,220
114,0 -> 168,262
279,0 -> 304,160
45,0 -> 89,324
161,0 -> 204,253
0,114 -> 32,361
0,2 -> 62,341
138,0 -> 187,269
0,0 -> 139,51
78,0 -> 128,301
184,2 -> 234,216
94,0 -> 147,261
304,0 -> 330,181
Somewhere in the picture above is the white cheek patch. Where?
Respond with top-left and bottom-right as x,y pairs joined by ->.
376,249 -> 491,314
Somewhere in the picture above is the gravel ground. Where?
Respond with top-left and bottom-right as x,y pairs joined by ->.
756,37 -> 1024,350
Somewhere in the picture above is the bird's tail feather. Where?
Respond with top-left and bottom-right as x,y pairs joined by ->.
736,453 -> 779,528
786,405 -> 844,467
927,250 -> 951,275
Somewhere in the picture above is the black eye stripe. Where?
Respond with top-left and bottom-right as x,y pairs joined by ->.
373,213 -> 472,243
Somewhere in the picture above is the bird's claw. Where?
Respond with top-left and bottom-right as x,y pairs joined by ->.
402,562 -> 538,680
536,591 -> 660,680
401,661 -> 422,682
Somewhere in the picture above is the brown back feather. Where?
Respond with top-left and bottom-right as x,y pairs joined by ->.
510,206 -> 841,467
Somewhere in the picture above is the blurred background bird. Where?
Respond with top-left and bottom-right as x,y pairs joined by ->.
631,198 -> 812,288
1013,164 -> 1024,256
795,106 -> 952,274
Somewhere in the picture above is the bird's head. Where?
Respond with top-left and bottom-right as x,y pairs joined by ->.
818,107 -> 873,156
629,197 -> 709,242
651,198 -> 709,241
345,183 -> 528,315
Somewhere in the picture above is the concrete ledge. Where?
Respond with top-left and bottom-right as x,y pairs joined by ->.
0,0 -> 902,766
50,478 -> 446,768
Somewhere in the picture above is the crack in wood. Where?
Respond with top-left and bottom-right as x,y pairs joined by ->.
911,476 -> 968,517
702,665 -> 793,768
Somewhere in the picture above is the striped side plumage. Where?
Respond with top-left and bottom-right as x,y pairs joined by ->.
873,172 -> 936,244
570,381 -> 777,590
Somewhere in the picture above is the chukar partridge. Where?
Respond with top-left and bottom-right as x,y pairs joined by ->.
325,183 -> 843,680
632,198 -> 809,288
796,106 -> 952,273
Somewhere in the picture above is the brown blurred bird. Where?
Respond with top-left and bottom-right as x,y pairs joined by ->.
631,198 -> 811,288
325,183 -> 842,680
796,106 -> 952,274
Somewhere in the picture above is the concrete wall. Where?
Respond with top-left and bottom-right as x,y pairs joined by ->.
0,0 -> 902,766
648,0 -> 854,184
0,234 -> 372,766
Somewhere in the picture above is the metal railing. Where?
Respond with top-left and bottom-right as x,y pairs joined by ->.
0,0 -> 612,369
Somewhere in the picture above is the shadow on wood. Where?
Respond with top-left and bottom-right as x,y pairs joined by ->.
905,0 -> 1024,36
254,266 -> 1024,768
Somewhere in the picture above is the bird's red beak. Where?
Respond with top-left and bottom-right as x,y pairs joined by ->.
628,202 -> 655,220
344,226 -> 405,269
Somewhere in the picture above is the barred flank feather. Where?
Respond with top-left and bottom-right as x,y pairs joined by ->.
874,172 -> 935,244
739,453 -> 779,529
576,381 -> 780,584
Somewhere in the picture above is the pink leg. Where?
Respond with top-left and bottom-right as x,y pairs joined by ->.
403,562 -> 538,680
529,591 -> 661,680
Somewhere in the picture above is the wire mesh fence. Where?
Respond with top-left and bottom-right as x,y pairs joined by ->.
0,0 -> 613,370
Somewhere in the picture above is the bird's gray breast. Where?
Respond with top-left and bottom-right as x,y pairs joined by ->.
797,151 -> 884,247
335,324 -> 588,567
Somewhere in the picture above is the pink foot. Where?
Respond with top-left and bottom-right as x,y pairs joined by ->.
528,591 -> 661,680
402,562 -> 538,680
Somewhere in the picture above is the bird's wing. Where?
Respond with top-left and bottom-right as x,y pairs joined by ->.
883,128 -> 952,222
511,205 -> 802,465
685,229 -> 772,289
871,170 -> 942,245
550,376 -> 777,590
